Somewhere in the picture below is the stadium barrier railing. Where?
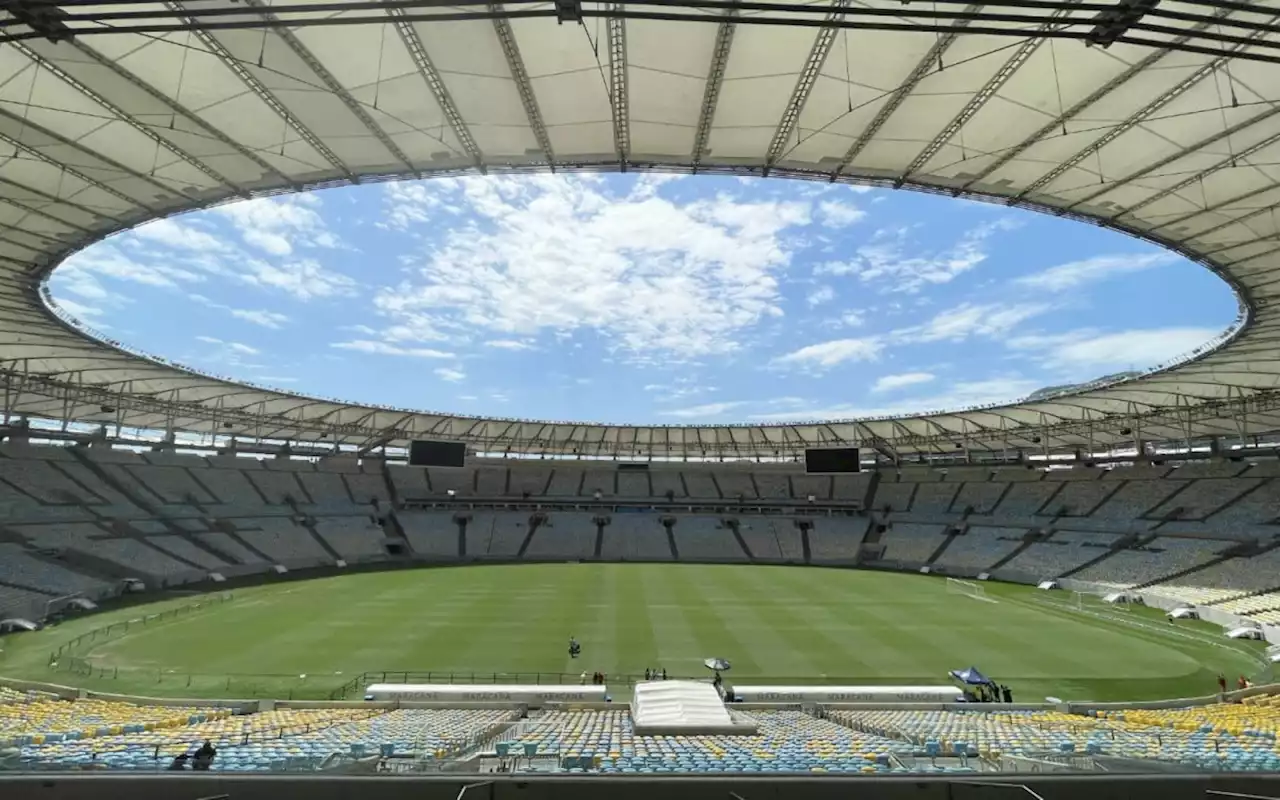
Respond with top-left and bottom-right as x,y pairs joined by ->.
47,593 -> 235,666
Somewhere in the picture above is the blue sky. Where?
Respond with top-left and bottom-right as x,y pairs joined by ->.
48,174 -> 1238,425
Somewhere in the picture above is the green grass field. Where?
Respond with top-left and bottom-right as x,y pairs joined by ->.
0,564 -> 1271,703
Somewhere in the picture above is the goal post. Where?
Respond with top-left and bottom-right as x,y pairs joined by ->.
946,577 -> 987,601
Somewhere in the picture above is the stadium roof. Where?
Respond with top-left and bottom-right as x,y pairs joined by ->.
2,0 -> 1280,458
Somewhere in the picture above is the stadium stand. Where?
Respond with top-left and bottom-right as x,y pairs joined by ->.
1070,537 -> 1227,590
807,518 -> 868,564
312,517 -> 386,561
996,530 -> 1122,580
0,543 -> 112,597
672,517 -> 748,562
737,519 -> 785,561
951,481 -> 1008,515
715,471 -> 755,501
932,527 -> 1025,573
8,690 -> 1280,774
5,442 -> 1280,644
879,523 -> 949,565
911,483 -> 960,515
508,709 -> 918,774
616,471 -> 650,498
601,515 -> 673,561
525,513 -> 597,559
1143,547 -> 1280,606
464,513 -> 529,559
397,511 -> 461,559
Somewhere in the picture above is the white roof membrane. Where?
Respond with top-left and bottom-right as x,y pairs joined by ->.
1,2 -> 1280,457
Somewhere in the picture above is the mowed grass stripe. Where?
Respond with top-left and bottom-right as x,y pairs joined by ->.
640,565 -> 716,677
5,564 -> 1269,701
661,565 -> 767,675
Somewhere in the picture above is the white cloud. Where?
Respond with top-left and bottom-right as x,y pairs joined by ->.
658,401 -> 747,419
434,367 -> 466,382
1016,252 -> 1174,292
240,258 -> 356,301
133,218 -> 226,252
895,302 -> 1049,343
818,200 -> 866,228
195,335 -> 259,355
807,285 -> 835,306
815,218 -> 1018,292
872,372 -> 935,393
457,394 -> 479,401
229,308 -> 291,329
330,340 -> 455,358
216,194 -> 339,256
748,376 -> 1040,421
485,339 -> 535,350
774,338 -> 883,370
59,246 -> 204,291
374,175 -> 812,359
839,310 -> 866,328
1038,327 -> 1220,369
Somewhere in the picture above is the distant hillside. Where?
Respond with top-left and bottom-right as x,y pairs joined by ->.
1028,371 -> 1142,401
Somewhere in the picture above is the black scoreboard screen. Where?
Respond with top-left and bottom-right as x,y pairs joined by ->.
408,440 -> 466,468
804,447 -> 861,474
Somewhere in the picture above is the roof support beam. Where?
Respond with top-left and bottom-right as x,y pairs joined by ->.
386,6 -> 484,168
241,0 -> 417,176
765,0 -> 849,171
0,131 -> 149,214
0,106 -> 183,206
1092,110 -> 1280,219
1157,186 -> 1280,240
167,1 -> 357,183
902,27 -> 1053,180
65,39 -> 297,190
0,197 -> 87,238
958,13 -> 1226,191
830,3 -> 980,180
1015,30 -> 1269,201
0,175 -> 124,225
609,10 -> 630,168
489,6 -> 555,166
692,6 -> 736,167
12,43 -> 245,198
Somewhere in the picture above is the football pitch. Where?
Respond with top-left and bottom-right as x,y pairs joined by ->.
1,564 -> 1270,703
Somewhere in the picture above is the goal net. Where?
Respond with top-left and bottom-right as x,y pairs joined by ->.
1072,591 -> 1132,612
946,578 -> 987,601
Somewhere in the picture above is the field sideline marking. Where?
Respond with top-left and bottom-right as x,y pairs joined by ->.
1016,593 -> 1266,671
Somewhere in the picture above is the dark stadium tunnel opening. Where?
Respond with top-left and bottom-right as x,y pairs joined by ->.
42,172 -> 1242,427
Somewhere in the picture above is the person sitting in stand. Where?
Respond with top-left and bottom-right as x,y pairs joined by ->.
192,740 -> 216,771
